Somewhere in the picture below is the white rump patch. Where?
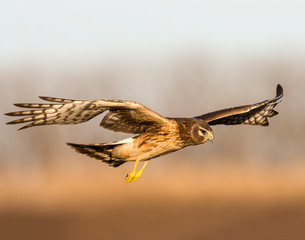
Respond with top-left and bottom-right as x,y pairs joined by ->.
115,137 -> 134,144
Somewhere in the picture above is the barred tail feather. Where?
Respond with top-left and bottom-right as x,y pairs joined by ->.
67,142 -> 126,167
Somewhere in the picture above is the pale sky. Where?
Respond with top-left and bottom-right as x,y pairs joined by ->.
1,0 -> 305,64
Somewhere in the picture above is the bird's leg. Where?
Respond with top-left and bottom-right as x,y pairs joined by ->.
125,160 -> 148,183
133,161 -> 148,181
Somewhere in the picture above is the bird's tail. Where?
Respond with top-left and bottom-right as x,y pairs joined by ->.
67,142 -> 126,167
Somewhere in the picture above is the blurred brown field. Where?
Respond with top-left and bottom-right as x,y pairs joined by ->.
1,161 -> 305,240
1,54 -> 305,239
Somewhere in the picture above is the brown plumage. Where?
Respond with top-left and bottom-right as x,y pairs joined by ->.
5,84 -> 283,182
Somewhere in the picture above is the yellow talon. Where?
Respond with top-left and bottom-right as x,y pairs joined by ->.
125,172 -> 136,183
125,160 -> 148,183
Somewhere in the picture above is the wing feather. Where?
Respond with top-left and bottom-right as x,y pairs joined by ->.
5,97 -> 170,133
100,101 -> 170,134
195,84 -> 283,126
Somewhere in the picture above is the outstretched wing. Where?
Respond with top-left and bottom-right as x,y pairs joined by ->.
195,84 -> 283,126
5,96 -> 171,133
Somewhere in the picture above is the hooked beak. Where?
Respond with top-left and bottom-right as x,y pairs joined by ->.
207,131 -> 214,143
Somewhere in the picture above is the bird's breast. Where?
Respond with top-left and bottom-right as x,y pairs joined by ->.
130,125 -> 182,160
113,123 -> 185,161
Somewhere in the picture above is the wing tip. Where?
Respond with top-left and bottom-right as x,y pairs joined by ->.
66,142 -> 83,150
66,142 -> 80,152
6,120 -> 30,130
18,125 -> 29,130
276,84 -> 284,99
4,112 -> 13,116
39,96 -> 51,101
39,96 -> 74,103
14,103 -> 26,108
66,142 -> 75,147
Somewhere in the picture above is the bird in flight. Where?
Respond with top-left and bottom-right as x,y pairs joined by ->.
5,84 -> 283,183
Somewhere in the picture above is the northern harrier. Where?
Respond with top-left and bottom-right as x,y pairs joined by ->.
5,84 -> 283,182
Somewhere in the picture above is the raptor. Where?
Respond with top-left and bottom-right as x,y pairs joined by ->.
5,84 -> 283,182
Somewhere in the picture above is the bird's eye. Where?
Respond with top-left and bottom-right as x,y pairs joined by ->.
200,129 -> 207,134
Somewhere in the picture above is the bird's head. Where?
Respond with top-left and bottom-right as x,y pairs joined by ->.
191,120 -> 214,145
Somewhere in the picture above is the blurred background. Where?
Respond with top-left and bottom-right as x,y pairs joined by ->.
1,1 -> 305,239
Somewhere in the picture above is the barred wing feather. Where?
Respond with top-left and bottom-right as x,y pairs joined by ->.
6,97 -> 170,133
195,84 -> 283,126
